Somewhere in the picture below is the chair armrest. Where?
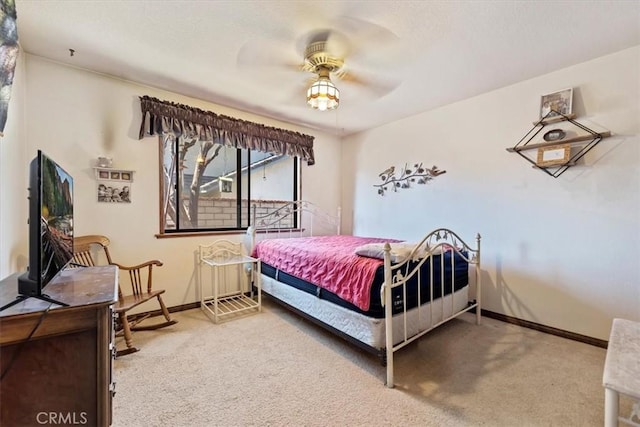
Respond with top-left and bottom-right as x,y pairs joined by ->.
110,260 -> 163,271
111,260 -> 164,295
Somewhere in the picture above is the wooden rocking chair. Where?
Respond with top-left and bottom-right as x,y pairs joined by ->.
73,235 -> 177,356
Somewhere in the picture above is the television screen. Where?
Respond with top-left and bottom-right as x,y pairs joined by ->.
39,152 -> 74,287
2,151 -> 73,310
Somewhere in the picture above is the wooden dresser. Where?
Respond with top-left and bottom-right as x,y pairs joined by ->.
0,266 -> 118,427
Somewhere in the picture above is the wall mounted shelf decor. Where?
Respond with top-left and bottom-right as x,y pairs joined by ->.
507,110 -> 611,178
94,168 -> 134,182
94,165 -> 134,203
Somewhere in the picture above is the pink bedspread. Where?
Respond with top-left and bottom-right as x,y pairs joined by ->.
252,235 -> 400,311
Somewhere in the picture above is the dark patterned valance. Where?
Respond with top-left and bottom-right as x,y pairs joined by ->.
138,96 -> 315,165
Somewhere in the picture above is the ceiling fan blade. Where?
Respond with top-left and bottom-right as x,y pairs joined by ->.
295,17 -> 398,63
333,16 -> 400,59
277,76 -> 319,108
337,15 -> 399,44
337,68 -> 401,97
295,28 -> 351,60
236,39 -> 303,71
324,29 -> 352,59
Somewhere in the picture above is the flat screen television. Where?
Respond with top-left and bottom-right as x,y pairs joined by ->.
10,150 -> 74,308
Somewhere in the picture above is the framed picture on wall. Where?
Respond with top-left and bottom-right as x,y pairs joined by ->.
95,168 -> 134,182
536,144 -> 571,167
540,88 -> 573,119
0,0 -> 19,137
97,182 -> 131,203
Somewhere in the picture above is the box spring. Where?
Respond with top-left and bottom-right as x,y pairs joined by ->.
260,250 -> 469,318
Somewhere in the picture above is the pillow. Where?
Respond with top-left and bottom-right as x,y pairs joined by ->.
355,242 -> 427,263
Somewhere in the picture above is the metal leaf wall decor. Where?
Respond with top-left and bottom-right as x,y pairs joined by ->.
374,163 -> 446,196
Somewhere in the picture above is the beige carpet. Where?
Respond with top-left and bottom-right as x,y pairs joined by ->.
112,298 -> 628,426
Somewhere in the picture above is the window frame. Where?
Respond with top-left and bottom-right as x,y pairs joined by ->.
156,136 -> 300,238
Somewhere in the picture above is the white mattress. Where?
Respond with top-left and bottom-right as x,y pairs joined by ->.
261,274 -> 470,350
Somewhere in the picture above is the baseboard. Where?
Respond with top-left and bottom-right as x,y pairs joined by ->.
127,303 -> 608,349
481,309 -> 607,349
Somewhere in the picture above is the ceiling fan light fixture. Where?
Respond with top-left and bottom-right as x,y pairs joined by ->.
306,77 -> 340,111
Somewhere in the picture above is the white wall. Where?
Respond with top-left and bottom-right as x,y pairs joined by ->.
0,48 -> 27,278
342,46 -> 640,340
12,54 -> 341,309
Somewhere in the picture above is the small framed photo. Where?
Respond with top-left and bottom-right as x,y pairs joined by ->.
110,171 -> 121,180
540,88 -> 573,119
121,172 -> 131,181
98,170 -> 110,180
537,144 -> 571,167
97,183 -> 131,203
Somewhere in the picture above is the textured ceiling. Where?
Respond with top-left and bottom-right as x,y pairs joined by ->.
13,0 -> 640,136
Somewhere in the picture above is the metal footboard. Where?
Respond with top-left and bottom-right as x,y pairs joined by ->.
382,228 -> 481,388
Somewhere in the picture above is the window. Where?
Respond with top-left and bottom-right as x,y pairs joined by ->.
160,135 -> 299,234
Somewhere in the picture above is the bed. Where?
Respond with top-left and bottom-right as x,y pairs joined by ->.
248,201 -> 481,388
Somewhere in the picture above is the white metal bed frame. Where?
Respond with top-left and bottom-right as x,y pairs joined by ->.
249,200 -> 481,388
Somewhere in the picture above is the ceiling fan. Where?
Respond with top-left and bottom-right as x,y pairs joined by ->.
237,17 -> 403,111
301,34 -> 343,111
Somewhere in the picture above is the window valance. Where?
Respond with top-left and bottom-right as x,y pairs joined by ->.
138,96 -> 315,165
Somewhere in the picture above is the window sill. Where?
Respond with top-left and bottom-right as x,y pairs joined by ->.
155,230 -> 248,239
155,228 -> 304,239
